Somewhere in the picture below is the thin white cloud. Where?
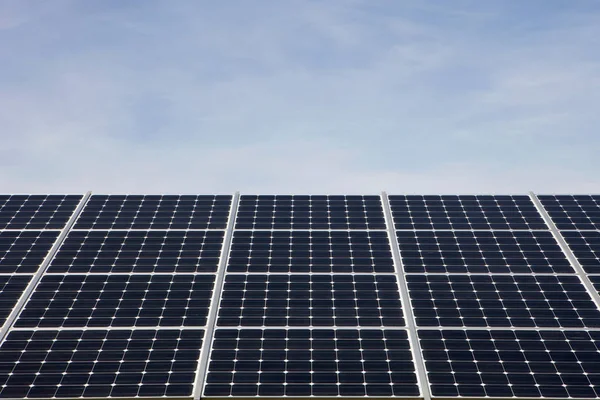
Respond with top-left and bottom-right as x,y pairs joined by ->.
1,1 -> 599,193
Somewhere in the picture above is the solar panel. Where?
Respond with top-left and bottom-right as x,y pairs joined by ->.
74,195 -> 232,229
15,274 -> 215,328
235,195 -> 386,230
228,231 -> 394,274
407,274 -> 600,328
419,329 -> 600,398
538,195 -> 600,230
0,195 -> 82,230
217,274 -> 404,327
203,328 -> 419,397
0,328 -> 203,398
389,195 -> 547,230
0,275 -> 31,326
3,191 -> 600,400
0,231 -> 59,274
561,231 -> 600,273
396,230 -> 572,274
47,230 -> 224,273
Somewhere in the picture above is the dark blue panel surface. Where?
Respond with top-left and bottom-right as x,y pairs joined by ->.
74,195 -> 231,229
408,274 -> 600,328
0,195 -> 81,230
420,330 -> 600,398
0,329 -> 203,398
228,231 -> 394,274
397,230 -> 572,274
204,329 -> 418,397
235,195 -> 386,230
562,231 -> 600,274
0,275 -> 31,326
389,195 -> 546,230
47,230 -> 224,273
0,231 -> 59,274
218,274 -> 404,327
16,274 -> 215,328
539,195 -> 600,230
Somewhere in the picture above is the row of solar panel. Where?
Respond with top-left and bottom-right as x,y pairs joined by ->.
5,328 -> 600,398
4,230 -> 600,275
1,232 -> 600,332
6,273 -> 600,329
1,194 -> 599,230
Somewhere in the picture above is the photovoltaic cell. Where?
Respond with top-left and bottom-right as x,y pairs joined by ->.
204,329 -> 418,397
539,195 -> 600,230
217,274 -> 404,327
47,230 -> 224,273
235,195 -> 386,230
228,231 -> 394,274
15,274 -> 215,328
396,230 -> 572,274
407,274 -> 600,328
389,195 -> 547,230
73,195 -> 231,230
0,231 -> 59,274
0,275 -> 31,326
0,329 -> 203,398
0,195 -> 81,230
562,231 -> 600,273
419,329 -> 600,398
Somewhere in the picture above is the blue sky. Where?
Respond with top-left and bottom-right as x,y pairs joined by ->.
1,0 -> 599,194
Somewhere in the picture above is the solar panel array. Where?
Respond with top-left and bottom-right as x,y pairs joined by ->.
0,192 -> 600,400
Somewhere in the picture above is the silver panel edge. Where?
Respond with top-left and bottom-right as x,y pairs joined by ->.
381,191 -> 431,400
194,192 -> 241,400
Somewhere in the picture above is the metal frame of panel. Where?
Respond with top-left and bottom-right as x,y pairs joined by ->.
382,192 -> 431,400
194,192 -> 241,400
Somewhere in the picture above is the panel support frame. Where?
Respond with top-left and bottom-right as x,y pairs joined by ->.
194,192 -> 241,400
0,191 -> 92,346
529,192 -> 600,310
381,192 -> 431,400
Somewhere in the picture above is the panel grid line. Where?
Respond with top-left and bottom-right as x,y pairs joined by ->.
194,192 -> 240,400
417,326 -> 600,331
8,325 -> 208,331
382,192 -> 431,400
69,229 -> 226,232
0,191 -> 91,346
530,192 -> 600,313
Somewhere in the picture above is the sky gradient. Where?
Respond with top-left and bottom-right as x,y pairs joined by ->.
1,1 -> 599,194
